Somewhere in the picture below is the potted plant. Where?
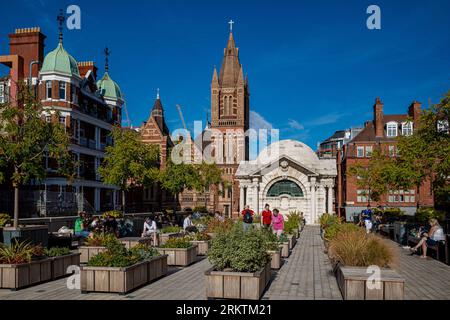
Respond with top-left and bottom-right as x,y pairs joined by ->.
327,225 -> 404,300
284,219 -> 298,249
159,226 -> 183,245
80,242 -> 167,294
78,233 -> 117,263
157,237 -> 197,266
261,229 -> 282,269
205,218 -> 234,238
205,224 -> 271,300
0,213 -> 12,243
278,233 -> 290,258
187,232 -> 212,256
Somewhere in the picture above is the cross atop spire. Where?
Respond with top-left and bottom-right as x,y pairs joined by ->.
57,9 -> 65,43
228,19 -> 234,32
156,88 -> 160,99
103,47 -> 111,72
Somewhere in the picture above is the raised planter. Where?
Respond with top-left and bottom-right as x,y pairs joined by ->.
190,240 -> 211,256
287,234 -> 296,250
156,245 -> 197,266
159,232 -> 182,245
205,262 -> 271,300
336,265 -> 405,300
78,246 -> 107,264
80,255 -> 168,294
0,258 -> 52,290
51,253 -> 81,279
268,249 -> 282,269
120,237 -> 153,249
2,225 -> 49,247
279,242 -> 290,258
206,233 -> 216,239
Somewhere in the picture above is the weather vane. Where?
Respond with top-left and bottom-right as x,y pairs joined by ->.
57,9 -> 65,43
104,47 -> 111,72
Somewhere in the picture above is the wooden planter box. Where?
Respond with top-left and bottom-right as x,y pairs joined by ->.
78,246 -> 107,264
287,234 -> 296,250
120,237 -> 153,249
156,245 -> 197,266
336,266 -> 405,300
190,240 -> 211,256
51,253 -> 81,279
2,225 -> 49,247
80,255 -> 168,294
205,262 -> 271,300
0,258 -> 52,290
279,242 -> 289,258
268,249 -> 282,269
159,232 -> 182,245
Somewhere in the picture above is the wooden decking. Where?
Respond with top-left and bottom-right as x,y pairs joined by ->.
0,225 -> 449,300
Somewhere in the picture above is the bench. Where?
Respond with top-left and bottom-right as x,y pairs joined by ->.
378,225 -> 394,240
48,232 -> 82,249
407,235 -> 445,262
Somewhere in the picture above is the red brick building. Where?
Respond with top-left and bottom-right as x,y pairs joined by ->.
336,97 -> 434,221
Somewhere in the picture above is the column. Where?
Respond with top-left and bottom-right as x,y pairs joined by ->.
328,185 -> 334,214
252,178 -> 260,215
239,184 -> 245,213
310,177 -> 316,225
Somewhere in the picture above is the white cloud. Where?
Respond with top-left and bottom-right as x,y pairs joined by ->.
250,110 -> 273,131
288,119 -> 304,130
304,112 -> 345,126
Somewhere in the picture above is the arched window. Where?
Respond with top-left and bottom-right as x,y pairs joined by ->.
223,96 -> 228,115
267,180 -> 304,197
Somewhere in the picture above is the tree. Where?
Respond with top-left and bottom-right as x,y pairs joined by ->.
98,127 -> 160,214
0,83 -> 73,228
193,162 -> 223,211
389,91 -> 450,205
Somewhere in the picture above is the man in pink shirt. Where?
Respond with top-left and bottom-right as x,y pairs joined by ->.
271,208 -> 284,237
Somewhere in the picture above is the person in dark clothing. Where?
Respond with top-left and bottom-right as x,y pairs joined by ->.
104,215 -> 119,237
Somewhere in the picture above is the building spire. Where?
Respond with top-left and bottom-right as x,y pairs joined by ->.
156,88 -> 160,99
57,9 -> 65,44
228,19 -> 234,33
103,47 -> 110,73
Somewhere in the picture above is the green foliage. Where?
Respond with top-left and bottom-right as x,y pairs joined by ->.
324,223 -> 361,241
283,218 -> 298,235
44,247 -> 71,257
101,210 -> 124,219
159,160 -> 199,198
260,228 -> 280,251
0,240 -> 37,264
287,211 -> 302,226
98,127 -> 160,191
319,213 -> 341,229
160,237 -> 193,248
193,206 -> 208,213
84,233 -> 119,247
186,232 -> 211,241
0,213 -> 11,227
278,233 -> 288,243
160,226 -> 182,233
373,207 -> 404,220
207,224 -> 270,272
129,244 -> 160,261
415,207 -> 446,223
205,217 -> 234,234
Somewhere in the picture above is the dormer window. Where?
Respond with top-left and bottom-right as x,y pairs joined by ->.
46,81 -> 52,99
386,122 -> 398,137
402,121 -> 413,136
59,82 -> 66,100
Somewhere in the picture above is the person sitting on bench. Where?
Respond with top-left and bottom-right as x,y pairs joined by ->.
142,216 -> 159,245
410,218 -> 445,259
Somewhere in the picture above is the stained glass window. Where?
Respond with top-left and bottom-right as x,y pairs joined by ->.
267,180 -> 303,197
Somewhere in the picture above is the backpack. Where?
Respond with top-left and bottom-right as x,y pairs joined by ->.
243,210 -> 253,223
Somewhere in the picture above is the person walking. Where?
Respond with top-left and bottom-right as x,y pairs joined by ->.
241,205 -> 254,231
361,205 -> 373,233
271,209 -> 284,238
261,203 -> 272,229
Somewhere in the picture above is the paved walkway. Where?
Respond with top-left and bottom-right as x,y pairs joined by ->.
1,225 -> 449,300
263,225 -> 342,300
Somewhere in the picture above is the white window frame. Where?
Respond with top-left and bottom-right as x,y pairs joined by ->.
365,146 -> 373,157
59,82 -> 66,100
46,81 -> 52,99
402,121 -> 413,136
386,121 -> 398,137
356,146 -> 364,158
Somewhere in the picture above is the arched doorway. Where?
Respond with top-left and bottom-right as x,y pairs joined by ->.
263,179 -> 307,217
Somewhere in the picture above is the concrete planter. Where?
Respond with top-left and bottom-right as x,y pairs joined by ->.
190,240 -> 211,256
156,245 -> 197,266
2,225 -> 49,247
119,237 -> 153,249
279,242 -> 290,258
205,262 -> 271,300
267,249 -> 282,269
287,234 -> 296,250
159,232 -> 183,245
78,246 -> 107,264
335,265 -> 405,300
50,253 -> 81,279
0,258 -> 52,290
80,255 -> 168,294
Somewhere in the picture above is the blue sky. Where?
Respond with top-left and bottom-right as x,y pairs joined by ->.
1,0 -> 449,151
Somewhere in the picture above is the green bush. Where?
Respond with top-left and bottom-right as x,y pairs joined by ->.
129,244 -> 160,261
284,218 -> 298,235
260,228 -> 280,251
84,233 -> 119,247
160,237 -> 193,248
193,206 -> 208,213
44,247 -> 71,257
319,213 -> 341,229
0,213 -> 11,227
415,207 -> 446,223
287,211 -> 301,227
160,226 -> 183,233
101,210 -> 124,219
207,223 -> 270,272
186,232 -> 211,241
324,223 -> 361,241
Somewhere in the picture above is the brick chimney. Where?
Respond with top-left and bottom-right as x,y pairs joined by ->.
408,100 -> 421,128
77,61 -> 98,79
9,27 -> 46,78
373,97 -> 384,137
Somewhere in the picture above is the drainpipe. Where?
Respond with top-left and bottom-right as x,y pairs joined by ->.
29,60 -> 41,97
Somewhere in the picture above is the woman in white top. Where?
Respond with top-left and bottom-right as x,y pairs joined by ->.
410,218 -> 445,259
142,217 -> 158,246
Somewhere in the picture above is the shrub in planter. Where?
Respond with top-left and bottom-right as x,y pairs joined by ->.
101,210 -> 124,220
160,226 -> 183,234
324,223 -> 360,242
193,206 -> 208,213
260,229 -> 282,269
284,219 -> 298,236
157,237 -> 197,266
159,237 -> 193,249
319,213 -> 341,230
84,233 -> 118,247
415,207 -> 446,223
187,232 -> 211,255
44,247 -> 71,257
0,213 -> 12,227
205,217 -> 234,234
